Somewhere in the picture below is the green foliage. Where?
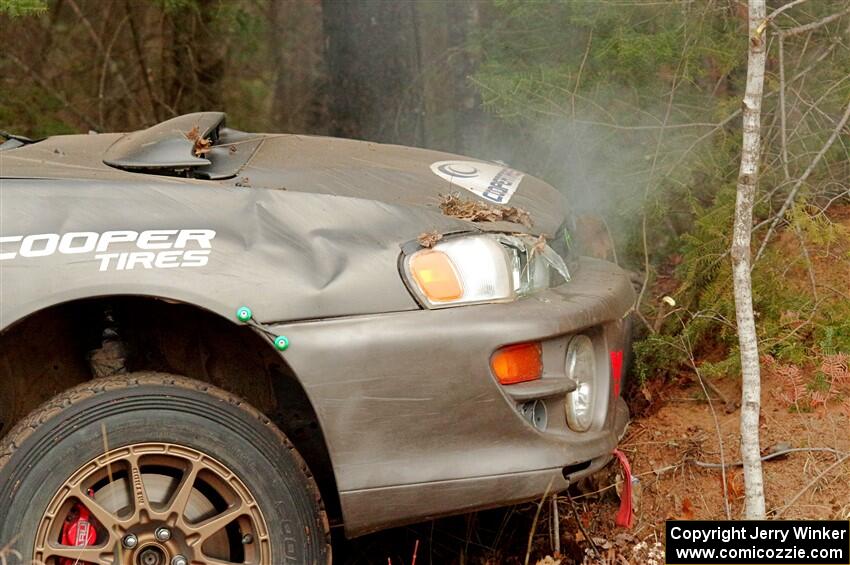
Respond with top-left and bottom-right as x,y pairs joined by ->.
791,203 -> 849,248
632,334 -> 685,384
773,341 -> 809,366
471,0 -> 850,387
474,2 -> 743,119
807,370 -> 830,393
0,0 -> 45,16
700,354 -> 741,381
816,311 -> 850,355
0,85 -> 77,138
639,194 -> 850,379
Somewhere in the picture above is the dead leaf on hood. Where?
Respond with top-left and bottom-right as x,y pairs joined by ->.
417,231 -> 443,248
502,207 -> 533,228
185,125 -> 212,157
439,193 -> 533,228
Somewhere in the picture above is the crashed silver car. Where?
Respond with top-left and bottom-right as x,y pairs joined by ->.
0,112 -> 634,564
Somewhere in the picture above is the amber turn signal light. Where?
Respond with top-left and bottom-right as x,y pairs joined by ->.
409,250 -> 463,302
491,342 -> 542,385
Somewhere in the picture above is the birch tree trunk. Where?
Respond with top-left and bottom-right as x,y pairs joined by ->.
732,0 -> 767,519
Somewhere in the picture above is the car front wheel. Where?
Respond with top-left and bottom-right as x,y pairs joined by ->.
0,373 -> 330,565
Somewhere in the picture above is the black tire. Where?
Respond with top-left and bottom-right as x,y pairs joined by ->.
0,372 -> 331,564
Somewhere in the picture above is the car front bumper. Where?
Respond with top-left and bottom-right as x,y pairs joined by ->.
270,256 -> 635,537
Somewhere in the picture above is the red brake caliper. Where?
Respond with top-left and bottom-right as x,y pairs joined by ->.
59,498 -> 98,565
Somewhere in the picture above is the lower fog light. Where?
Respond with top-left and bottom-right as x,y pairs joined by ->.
565,335 -> 596,431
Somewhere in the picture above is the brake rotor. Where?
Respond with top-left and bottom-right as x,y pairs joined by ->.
94,473 -> 230,559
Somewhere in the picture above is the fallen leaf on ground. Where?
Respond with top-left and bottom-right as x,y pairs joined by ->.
680,497 -> 695,520
726,470 -> 744,499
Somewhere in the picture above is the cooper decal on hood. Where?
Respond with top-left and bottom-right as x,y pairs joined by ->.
430,160 -> 524,205
0,229 -> 215,271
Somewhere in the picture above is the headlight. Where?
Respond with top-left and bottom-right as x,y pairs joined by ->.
403,234 -> 570,308
406,236 -> 513,306
565,335 -> 596,431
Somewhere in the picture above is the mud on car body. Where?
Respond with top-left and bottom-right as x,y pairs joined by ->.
0,113 -> 634,564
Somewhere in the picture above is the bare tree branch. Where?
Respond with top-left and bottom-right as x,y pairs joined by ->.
754,98 -> 850,263
766,0 -> 810,22
773,453 -> 850,517
571,29 -> 593,120
6,53 -> 102,131
66,0 -> 150,124
781,6 -> 850,37
778,35 -> 791,180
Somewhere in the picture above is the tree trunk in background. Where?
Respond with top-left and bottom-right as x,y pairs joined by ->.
414,1 -> 481,153
268,0 -> 327,134
321,0 -> 480,152
322,0 -> 423,145
732,0 -> 767,520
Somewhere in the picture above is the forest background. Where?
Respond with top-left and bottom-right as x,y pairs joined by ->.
3,0 -> 847,382
1,0 -> 849,562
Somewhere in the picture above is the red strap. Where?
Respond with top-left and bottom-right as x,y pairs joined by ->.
612,448 -> 634,528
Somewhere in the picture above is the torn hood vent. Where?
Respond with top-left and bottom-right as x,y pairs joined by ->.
103,112 -> 261,180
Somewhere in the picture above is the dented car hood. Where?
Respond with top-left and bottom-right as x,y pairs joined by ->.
1,127 -> 567,237
239,134 -> 568,236
0,117 -> 571,325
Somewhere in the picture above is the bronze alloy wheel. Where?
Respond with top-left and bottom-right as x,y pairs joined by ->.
0,373 -> 331,565
35,442 -> 270,565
